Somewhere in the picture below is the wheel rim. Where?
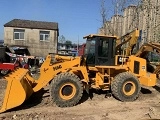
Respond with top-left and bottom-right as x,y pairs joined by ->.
122,81 -> 136,96
59,83 -> 76,100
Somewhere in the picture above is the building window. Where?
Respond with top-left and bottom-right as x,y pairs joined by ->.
40,31 -> 50,41
14,29 -> 25,40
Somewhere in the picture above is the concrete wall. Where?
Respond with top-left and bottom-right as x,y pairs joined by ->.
122,5 -> 138,36
98,21 -> 113,36
98,16 -> 123,37
4,27 -> 58,57
138,0 -> 160,43
111,15 -> 123,37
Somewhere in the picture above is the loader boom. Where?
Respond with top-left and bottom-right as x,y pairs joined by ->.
135,42 -> 160,57
32,55 -> 86,92
116,29 -> 139,56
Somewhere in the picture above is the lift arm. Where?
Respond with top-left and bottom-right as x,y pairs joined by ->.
116,29 -> 140,56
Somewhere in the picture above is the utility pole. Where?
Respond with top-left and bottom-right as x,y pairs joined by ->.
77,35 -> 79,55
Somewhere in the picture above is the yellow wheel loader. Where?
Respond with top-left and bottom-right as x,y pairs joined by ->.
0,34 -> 158,113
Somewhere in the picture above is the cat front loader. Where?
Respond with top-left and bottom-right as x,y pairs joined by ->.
0,34 -> 158,113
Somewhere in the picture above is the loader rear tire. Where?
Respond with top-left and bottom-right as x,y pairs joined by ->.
50,72 -> 83,107
111,72 -> 141,102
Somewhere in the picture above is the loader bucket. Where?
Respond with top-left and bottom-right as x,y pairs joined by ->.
0,68 -> 34,113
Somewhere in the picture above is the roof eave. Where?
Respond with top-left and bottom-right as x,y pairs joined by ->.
4,25 -> 58,31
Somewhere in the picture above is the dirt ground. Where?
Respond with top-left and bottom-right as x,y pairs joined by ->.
0,77 -> 160,120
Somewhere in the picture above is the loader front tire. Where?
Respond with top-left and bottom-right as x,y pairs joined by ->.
111,72 -> 141,101
50,72 -> 83,107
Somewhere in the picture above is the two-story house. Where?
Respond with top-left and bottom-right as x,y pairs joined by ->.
4,19 -> 59,57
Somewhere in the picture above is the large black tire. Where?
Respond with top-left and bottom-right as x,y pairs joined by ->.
50,72 -> 83,107
111,72 -> 141,101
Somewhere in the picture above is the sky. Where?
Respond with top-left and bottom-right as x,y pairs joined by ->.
0,0 -> 115,44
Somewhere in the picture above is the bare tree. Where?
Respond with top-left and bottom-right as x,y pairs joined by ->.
101,0 -> 106,25
100,0 -> 109,35
100,0 -> 107,35
58,35 -> 66,44
112,0 -> 140,14
110,0 -> 140,36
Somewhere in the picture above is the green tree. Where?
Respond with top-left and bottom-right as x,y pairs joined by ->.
65,40 -> 72,49
65,40 -> 72,45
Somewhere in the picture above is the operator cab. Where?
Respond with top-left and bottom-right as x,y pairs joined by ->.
83,34 -> 117,66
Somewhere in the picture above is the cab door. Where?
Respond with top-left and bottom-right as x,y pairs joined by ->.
95,37 -> 116,66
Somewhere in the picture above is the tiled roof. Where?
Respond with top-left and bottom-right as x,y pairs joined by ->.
4,19 -> 58,30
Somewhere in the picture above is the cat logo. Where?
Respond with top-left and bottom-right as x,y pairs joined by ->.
53,65 -> 62,71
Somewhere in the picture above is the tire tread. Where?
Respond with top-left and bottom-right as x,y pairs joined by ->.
50,72 -> 83,107
111,72 -> 141,101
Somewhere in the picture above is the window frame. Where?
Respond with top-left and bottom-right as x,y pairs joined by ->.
13,29 -> 25,40
98,39 -> 109,57
39,30 -> 50,41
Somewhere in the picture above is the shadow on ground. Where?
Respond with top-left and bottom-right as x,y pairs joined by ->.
141,87 -> 152,94
153,85 -> 160,93
5,88 -> 49,113
78,89 -> 111,105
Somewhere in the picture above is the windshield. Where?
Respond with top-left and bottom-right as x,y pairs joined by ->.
84,38 -> 96,65
84,39 -> 96,55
